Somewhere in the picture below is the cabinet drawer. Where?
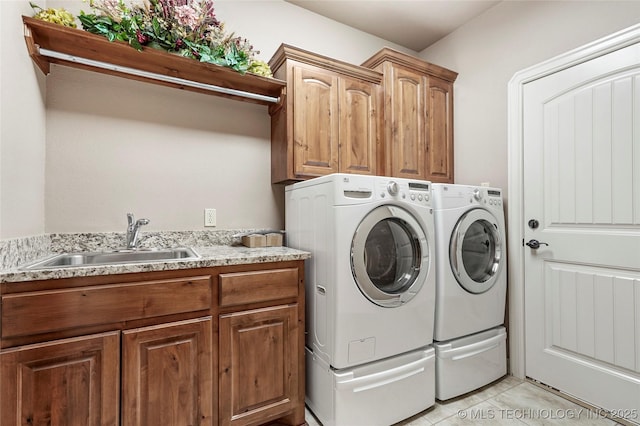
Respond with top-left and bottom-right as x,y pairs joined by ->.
219,268 -> 299,307
2,276 -> 212,338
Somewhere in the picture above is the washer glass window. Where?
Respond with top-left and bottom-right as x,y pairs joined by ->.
450,209 -> 502,294
365,219 -> 420,293
352,205 -> 429,307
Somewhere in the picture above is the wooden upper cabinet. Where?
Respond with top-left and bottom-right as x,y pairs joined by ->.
339,78 -> 381,174
387,65 -> 427,179
292,65 -> 340,177
426,76 -> 454,182
362,48 -> 457,183
269,44 -> 383,184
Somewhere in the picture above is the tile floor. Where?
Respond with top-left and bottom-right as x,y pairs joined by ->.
305,375 -> 631,425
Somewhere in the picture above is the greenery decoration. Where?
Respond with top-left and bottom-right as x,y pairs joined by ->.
30,2 -> 77,27
32,0 -> 273,77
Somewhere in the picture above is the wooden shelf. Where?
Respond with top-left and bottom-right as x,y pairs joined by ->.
22,16 -> 286,106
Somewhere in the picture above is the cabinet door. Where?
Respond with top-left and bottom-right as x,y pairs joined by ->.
387,66 -> 427,179
0,331 -> 120,426
292,65 -> 339,178
219,305 -> 298,426
426,76 -> 454,183
122,317 -> 213,426
339,77 -> 381,175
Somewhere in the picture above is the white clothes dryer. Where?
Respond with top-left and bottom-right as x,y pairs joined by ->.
431,184 -> 508,400
432,184 -> 507,342
286,173 -> 437,369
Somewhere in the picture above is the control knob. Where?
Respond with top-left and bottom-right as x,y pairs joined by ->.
387,181 -> 399,196
473,188 -> 482,201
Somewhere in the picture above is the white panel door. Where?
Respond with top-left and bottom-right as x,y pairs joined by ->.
523,40 -> 640,415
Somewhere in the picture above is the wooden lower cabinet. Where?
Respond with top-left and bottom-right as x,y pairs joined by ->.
122,317 -> 213,426
219,305 -> 298,426
0,331 -> 120,426
0,319 -> 213,426
0,261 -> 305,426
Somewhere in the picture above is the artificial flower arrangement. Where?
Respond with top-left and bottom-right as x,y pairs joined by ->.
30,0 -> 272,77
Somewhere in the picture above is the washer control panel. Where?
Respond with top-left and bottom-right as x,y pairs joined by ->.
376,179 -> 432,207
387,181 -> 399,196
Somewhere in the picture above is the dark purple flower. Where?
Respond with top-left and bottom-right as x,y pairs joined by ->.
202,0 -> 219,26
136,30 -> 149,44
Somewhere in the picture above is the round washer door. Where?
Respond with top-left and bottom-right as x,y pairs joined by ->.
449,208 -> 503,294
351,205 -> 429,308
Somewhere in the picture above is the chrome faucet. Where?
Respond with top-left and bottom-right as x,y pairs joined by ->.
126,213 -> 150,249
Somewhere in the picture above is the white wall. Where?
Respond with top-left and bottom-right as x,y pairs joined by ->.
0,1 -> 47,239
419,0 -> 640,193
15,0 -> 635,235
33,0 -> 410,233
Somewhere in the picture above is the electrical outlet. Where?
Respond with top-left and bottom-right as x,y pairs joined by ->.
204,208 -> 216,227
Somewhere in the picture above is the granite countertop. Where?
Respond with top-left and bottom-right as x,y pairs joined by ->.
0,230 -> 311,284
0,245 -> 310,284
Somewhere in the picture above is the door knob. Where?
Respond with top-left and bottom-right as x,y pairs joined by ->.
525,239 -> 548,249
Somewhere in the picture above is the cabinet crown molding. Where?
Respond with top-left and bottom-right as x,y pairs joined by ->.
269,43 -> 383,84
362,47 -> 458,82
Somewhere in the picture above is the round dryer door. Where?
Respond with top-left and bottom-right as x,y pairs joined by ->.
449,208 -> 503,294
351,205 -> 429,308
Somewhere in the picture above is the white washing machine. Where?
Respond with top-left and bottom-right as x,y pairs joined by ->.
286,173 -> 437,425
431,184 -> 508,400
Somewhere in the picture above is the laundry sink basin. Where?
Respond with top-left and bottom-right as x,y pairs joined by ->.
22,247 -> 200,270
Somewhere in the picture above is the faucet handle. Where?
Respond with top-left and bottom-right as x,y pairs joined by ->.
127,212 -> 134,226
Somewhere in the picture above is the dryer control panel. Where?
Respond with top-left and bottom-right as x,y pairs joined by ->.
470,187 -> 503,211
485,189 -> 503,208
433,184 -> 503,211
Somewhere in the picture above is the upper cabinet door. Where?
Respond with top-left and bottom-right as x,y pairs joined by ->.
387,65 -> 428,180
292,65 -> 340,178
339,77 -> 381,176
426,77 -> 454,183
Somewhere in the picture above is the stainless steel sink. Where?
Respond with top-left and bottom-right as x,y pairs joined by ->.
22,247 -> 200,270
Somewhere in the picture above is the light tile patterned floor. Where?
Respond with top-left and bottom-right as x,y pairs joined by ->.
305,375 -> 631,425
